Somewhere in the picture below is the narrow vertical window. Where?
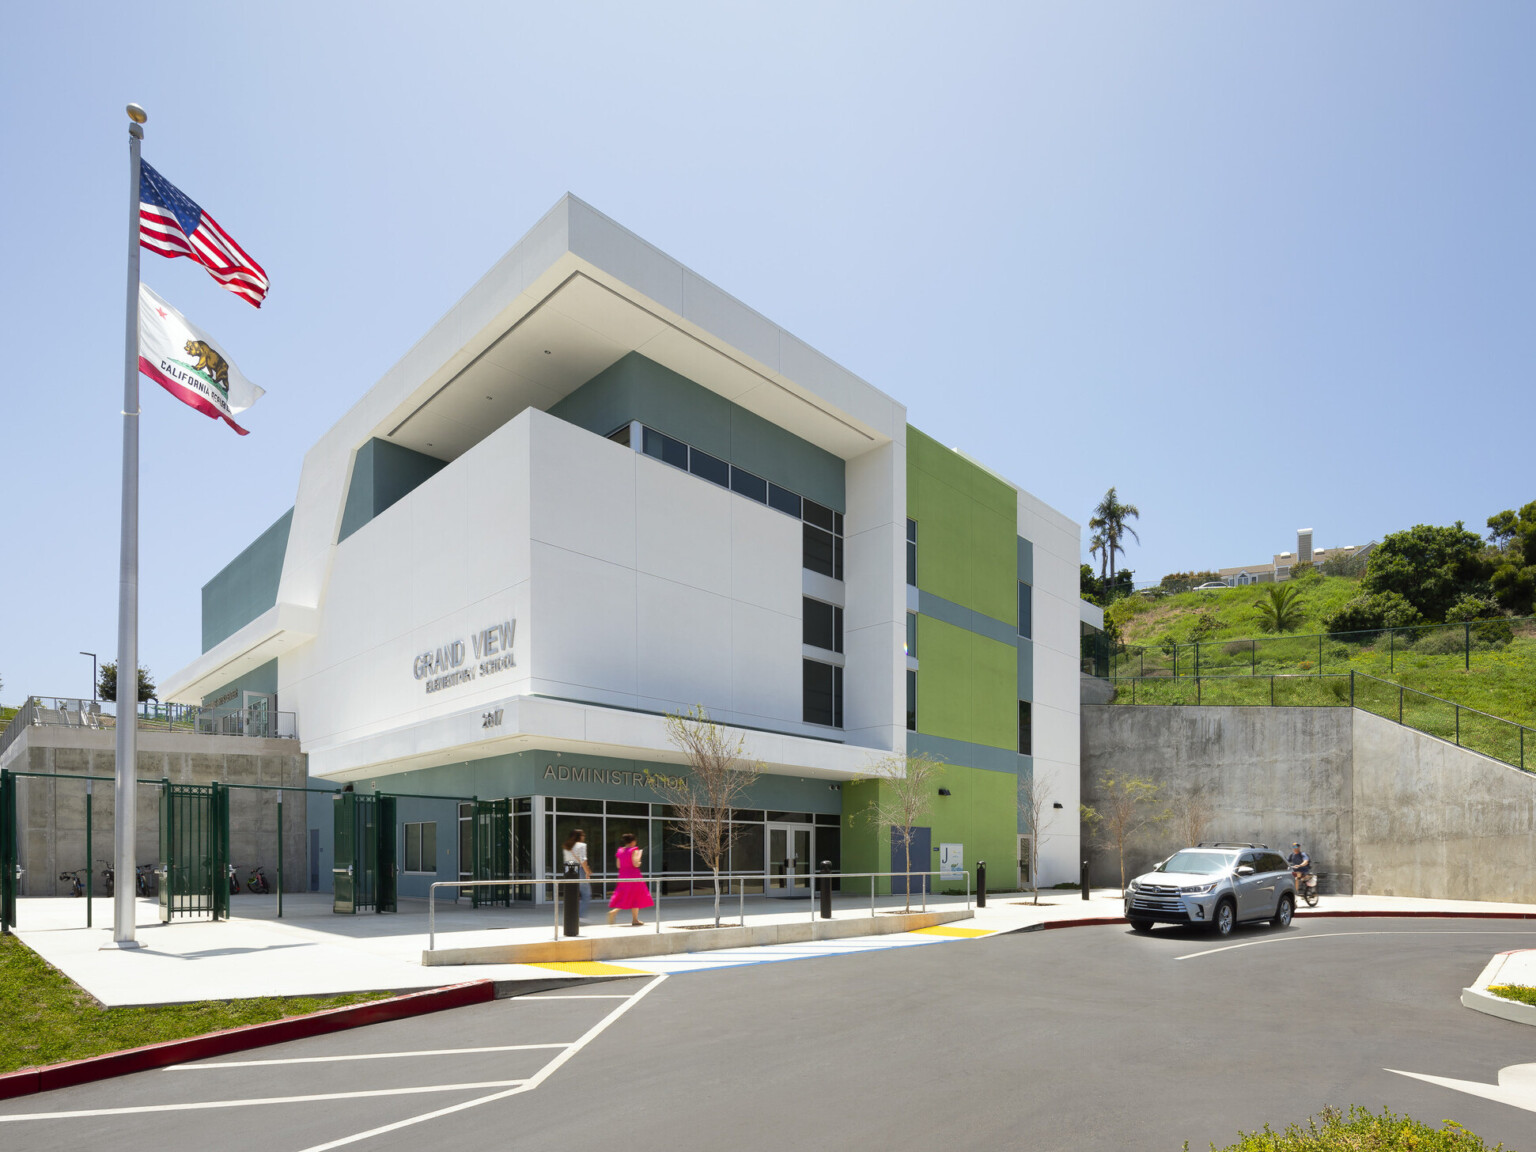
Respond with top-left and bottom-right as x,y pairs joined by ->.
1018,581 -> 1032,639
905,612 -> 917,658
803,597 -> 843,654
1018,700 -> 1032,756
906,519 -> 918,587
906,670 -> 917,732
803,660 -> 844,728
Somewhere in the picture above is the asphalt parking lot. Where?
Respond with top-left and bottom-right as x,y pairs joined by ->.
3,918 -> 1534,1151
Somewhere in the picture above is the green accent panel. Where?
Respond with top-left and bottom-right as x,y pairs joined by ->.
914,617 -> 1017,751
549,352 -> 845,511
907,425 -> 1016,621
201,508 -> 292,652
839,779 -> 885,895
199,660 -> 278,708
926,763 -> 1020,895
338,439 -> 447,543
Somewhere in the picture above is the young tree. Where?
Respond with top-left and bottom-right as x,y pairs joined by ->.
1084,772 -> 1164,895
1255,584 -> 1305,633
1171,782 -> 1215,849
98,662 -> 157,704
1017,773 -> 1056,905
1091,488 -> 1141,585
1360,521 -> 1494,622
862,751 -> 944,911
655,706 -> 763,927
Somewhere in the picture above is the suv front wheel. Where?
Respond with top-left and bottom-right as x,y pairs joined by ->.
1212,899 -> 1236,937
1272,892 -> 1294,928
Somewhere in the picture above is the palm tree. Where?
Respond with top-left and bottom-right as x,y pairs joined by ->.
1088,525 -> 1108,581
1256,584 -> 1305,633
1091,488 -> 1141,584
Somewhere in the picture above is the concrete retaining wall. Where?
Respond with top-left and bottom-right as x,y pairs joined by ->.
7,726 -> 306,897
1082,704 -> 1536,903
1352,709 -> 1536,903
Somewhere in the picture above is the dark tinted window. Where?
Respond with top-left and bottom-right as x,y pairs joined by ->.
688,447 -> 730,488
1017,700 -> 1032,755
803,660 -> 843,727
804,523 -> 837,579
906,519 -> 918,586
1261,853 -> 1288,873
607,424 -> 631,447
906,669 -> 917,731
642,427 -> 687,470
1018,582 -> 1032,639
768,484 -> 801,518
802,498 -> 835,532
607,801 -> 648,816
803,597 -> 843,653
730,467 -> 768,503
1238,853 -> 1259,872
906,613 -> 917,657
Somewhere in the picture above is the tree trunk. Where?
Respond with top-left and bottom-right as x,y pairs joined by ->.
712,868 -> 722,927
903,835 -> 912,913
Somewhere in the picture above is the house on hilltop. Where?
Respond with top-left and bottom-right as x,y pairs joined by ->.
1215,529 -> 1375,587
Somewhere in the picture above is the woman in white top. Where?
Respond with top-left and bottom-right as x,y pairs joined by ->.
561,829 -> 593,922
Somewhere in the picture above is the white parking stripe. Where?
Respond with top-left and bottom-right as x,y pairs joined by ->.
295,973 -> 669,1152
1176,928 -> 1536,960
0,1081 -> 528,1122
164,1044 -> 572,1070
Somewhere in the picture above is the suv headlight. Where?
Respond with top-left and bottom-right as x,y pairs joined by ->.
1180,882 -> 1216,895
1127,880 -> 1140,893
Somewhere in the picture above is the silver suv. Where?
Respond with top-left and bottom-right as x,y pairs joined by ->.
1125,844 -> 1296,937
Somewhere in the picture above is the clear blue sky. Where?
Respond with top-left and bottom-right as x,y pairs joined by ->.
2,3 -> 1532,700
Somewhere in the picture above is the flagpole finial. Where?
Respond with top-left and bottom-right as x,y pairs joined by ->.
126,104 -> 147,124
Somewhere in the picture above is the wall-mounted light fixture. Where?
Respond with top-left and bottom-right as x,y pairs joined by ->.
937,788 -> 951,796
1052,802 -> 1064,809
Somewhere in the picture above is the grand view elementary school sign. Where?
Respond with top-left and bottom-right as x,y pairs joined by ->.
414,618 -> 516,694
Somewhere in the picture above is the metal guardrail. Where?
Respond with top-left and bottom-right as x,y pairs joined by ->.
426,869 -> 972,950
0,696 -> 297,743
1106,669 -> 1533,772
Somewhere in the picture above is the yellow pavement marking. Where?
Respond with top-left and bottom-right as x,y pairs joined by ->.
527,960 -> 651,976
910,926 -> 992,938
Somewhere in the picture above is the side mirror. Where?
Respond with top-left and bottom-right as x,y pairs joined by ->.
1236,865 -> 1254,877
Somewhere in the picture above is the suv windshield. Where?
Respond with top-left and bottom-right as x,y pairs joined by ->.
1156,851 -> 1237,876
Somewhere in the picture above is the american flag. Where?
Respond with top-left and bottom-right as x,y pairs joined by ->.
139,161 -> 269,308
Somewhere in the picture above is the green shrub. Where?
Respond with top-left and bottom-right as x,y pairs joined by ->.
1323,591 -> 1424,635
1199,1105 -> 1505,1151
1320,550 -> 1369,578
1488,984 -> 1536,1006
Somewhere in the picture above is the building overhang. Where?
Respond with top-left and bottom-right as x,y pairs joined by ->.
161,603 -> 318,704
304,694 -> 882,784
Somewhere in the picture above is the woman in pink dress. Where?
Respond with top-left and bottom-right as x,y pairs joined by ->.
607,832 -> 653,926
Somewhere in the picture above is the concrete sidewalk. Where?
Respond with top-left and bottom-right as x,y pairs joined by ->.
11,888 -> 1536,1007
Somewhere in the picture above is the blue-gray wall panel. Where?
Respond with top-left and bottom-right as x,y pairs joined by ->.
201,509 -> 293,652
338,439 -> 447,544
200,659 -> 279,708
906,731 -> 1024,775
1017,638 -> 1034,702
917,591 -> 1018,649
1017,536 -> 1034,586
550,352 -> 845,512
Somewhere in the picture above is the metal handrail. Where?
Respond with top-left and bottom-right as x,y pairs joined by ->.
1,695 -> 297,740
426,869 -> 973,950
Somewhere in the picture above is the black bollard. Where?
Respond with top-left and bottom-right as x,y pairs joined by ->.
562,866 -> 580,937
818,860 -> 833,919
977,860 -> 986,908
1080,858 -> 1091,901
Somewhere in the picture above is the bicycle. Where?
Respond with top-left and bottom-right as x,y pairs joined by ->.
59,869 -> 87,898
227,865 -> 241,896
98,861 -> 115,897
1292,868 -> 1319,908
135,863 -> 156,897
246,866 -> 271,894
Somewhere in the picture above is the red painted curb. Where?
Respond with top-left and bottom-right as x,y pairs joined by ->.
0,979 -> 494,1102
1040,916 -> 1128,930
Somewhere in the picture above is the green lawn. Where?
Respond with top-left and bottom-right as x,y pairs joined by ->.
1487,984 -> 1536,1007
0,934 -> 388,1075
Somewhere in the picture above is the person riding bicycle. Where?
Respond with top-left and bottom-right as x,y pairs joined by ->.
1287,842 -> 1311,877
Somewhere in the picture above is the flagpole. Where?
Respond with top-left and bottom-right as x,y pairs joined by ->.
109,103 -> 147,949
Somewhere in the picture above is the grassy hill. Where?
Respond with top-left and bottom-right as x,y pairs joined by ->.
1104,574 -> 1536,734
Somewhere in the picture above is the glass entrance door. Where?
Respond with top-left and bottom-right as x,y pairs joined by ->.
766,823 -> 813,898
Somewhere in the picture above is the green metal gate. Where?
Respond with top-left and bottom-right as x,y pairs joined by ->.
1,770 -> 17,933
332,793 -> 396,914
159,782 -> 230,922
472,798 -> 511,907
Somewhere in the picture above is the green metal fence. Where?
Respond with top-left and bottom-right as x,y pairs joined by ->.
1088,615 -> 1534,681
1104,670 -> 1532,773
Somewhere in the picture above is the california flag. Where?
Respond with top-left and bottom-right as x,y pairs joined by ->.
137,284 -> 264,435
